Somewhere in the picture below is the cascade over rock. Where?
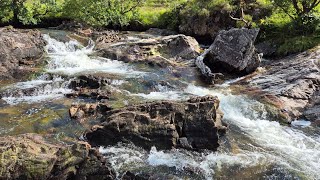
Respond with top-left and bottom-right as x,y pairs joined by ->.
85,96 -> 227,151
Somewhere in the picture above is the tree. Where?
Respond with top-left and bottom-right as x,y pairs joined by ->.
63,0 -> 144,27
0,0 -> 61,25
273,0 -> 320,19
272,0 -> 320,34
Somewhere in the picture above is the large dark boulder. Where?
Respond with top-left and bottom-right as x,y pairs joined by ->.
0,134 -> 116,180
197,28 -> 261,79
85,96 -> 227,151
0,27 -> 46,80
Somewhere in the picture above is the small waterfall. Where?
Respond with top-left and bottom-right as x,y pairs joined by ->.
43,34 -> 144,76
1,35 -> 144,105
104,83 -> 320,179
1,75 -> 71,105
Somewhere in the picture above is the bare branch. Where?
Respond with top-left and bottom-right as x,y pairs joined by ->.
121,0 -> 142,15
229,7 -> 251,27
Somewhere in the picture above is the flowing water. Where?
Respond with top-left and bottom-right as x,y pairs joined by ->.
0,31 -> 319,179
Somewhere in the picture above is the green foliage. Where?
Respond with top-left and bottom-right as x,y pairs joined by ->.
63,0 -> 143,27
0,0 -> 320,56
271,0 -> 320,34
277,35 -> 320,55
0,0 -> 64,25
180,0 -> 233,18
137,0 -> 186,28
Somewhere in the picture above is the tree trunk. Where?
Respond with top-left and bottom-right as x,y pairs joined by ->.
12,0 -> 20,26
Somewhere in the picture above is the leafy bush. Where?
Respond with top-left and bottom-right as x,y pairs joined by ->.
277,35 -> 320,55
0,0 -> 64,25
63,0 -> 143,27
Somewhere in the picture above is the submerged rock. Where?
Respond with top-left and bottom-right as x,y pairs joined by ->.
96,33 -> 200,67
85,96 -> 227,151
0,134 -> 116,179
200,28 -> 261,76
0,27 -> 46,80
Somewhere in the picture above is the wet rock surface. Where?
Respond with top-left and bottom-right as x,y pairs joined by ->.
0,27 -> 46,80
69,102 -> 112,123
0,134 -> 116,180
95,33 -> 200,67
239,49 -> 320,122
67,75 -> 112,100
85,96 -> 227,151
303,91 -> 320,123
201,28 -> 261,75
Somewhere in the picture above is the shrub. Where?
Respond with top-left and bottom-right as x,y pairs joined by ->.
63,0 -> 143,27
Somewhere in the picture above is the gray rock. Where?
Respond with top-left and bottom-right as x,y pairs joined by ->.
146,28 -> 177,36
256,41 -> 277,57
239,50 -> 320,121
202,28 -> 262,74
85,96 -> 227,151
95,33 -> 200,67
0,134 -> 116,180
304,91 -> 320,122
0,28 -> 46,80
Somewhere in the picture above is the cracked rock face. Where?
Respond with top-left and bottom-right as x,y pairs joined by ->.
239,49 -> 320,122
85,95 -> 227,151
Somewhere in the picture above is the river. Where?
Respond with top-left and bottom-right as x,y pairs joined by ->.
0,30 -> 319,179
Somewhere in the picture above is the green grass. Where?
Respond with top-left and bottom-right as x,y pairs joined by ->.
137,0 -> 186,27
138,6 -> 168,26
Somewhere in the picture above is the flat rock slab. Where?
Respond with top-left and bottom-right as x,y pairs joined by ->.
239,49 -> 320,122
95,33 -> 200,67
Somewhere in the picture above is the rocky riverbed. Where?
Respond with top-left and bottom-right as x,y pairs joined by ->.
0,27 -> 319,179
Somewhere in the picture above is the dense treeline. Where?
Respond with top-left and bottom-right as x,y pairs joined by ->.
0,0 -> 143,27
0,0 -> 319,55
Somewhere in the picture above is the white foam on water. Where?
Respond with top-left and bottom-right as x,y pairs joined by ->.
2,81 -> 72,105
291,120 -> 312,128
1,74 -> 71,105
99,145 -> 146,175
128,84 -> 320,179
133,91 -> 183,100
184,84 -> 320,179
43,34 -> 144,77
11,76 -> 65,90
132,84 -> 185,100
100,145 -> 279,180
147,147 -> 281,179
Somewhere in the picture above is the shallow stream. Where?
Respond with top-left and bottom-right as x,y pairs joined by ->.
0,30 -> 319,179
